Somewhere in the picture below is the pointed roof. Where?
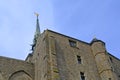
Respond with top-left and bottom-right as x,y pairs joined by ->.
31,13 -> 41,51
90,37 -> 105,45
34,13 -> 40,38
92,37 -> 98,42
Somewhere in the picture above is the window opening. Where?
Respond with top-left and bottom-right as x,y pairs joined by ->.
80,72 -> 85,80
69,40 -> 76,47
77,55 -> 81,64
109,57 -> 113,63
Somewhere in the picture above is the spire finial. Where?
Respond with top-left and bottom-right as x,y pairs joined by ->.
35,12 -> 39,19
92,35 -> 98,42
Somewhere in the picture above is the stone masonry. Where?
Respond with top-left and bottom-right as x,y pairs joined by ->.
0,17 -> 120,80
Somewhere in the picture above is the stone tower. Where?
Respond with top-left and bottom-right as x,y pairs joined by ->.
0,16 -> 120,80
25,16 -> 120,80
28,28 -> 120,80
91,38 -> 118,80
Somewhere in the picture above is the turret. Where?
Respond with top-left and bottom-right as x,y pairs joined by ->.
90,38 -> 118,80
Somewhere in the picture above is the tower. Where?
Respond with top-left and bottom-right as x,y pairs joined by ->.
91,38 -> 118,80
31,30 -> 60,80
27,16 -> 120,80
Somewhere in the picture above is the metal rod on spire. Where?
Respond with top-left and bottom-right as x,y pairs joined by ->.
35,12 -> 39,19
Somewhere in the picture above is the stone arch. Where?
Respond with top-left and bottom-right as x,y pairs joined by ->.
9,70 -> 32,80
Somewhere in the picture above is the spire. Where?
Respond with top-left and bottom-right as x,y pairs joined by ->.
31,13 -> 41,51
34,12 -> 40,38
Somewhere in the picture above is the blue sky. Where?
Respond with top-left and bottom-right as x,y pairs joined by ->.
0,0 -> 120,60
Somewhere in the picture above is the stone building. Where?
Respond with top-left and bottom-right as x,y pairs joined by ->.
0,16 -> 120,80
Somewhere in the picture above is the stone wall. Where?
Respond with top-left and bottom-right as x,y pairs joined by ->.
32,31 -> 48,80
0,56 -> 34,80
1,29 -> 120,80
47,30 -> 101,80
109,54 -> 120,80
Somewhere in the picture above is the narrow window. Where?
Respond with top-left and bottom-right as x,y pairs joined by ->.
109,57 -> 113,63
77,55 -> 81,64
69,40 -> 76,47
80,72 -> 85,80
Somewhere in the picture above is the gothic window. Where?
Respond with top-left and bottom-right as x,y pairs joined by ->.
69,40 -> 76,47
80,72 -> 85,80
77,55 -> 81,64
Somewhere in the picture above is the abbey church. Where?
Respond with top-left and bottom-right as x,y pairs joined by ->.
0,15 -> 120,80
